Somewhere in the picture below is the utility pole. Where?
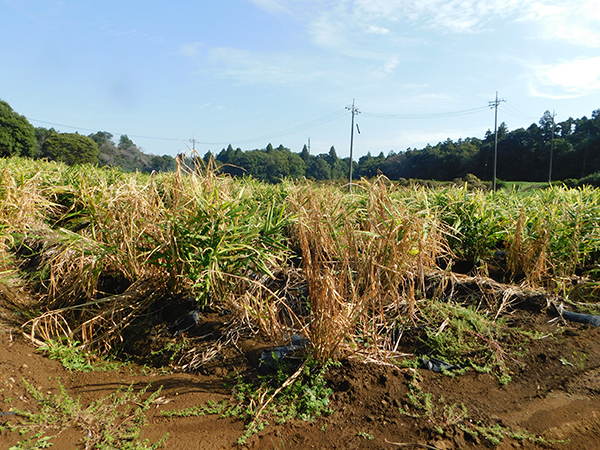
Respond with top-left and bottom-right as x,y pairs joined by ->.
346,99 -> 360,192
308,137 -> 311,154
548,110 -> 556,183
582,130 -> 590,178
189,135 -> 197,152
489,92 -> 505,192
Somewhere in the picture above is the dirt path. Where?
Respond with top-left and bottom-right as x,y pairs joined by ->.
2,298 -> 600,449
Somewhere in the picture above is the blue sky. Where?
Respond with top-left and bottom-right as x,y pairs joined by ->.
2,0 -> 599,159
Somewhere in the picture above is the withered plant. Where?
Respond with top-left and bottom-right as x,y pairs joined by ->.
288,176 -> 449,361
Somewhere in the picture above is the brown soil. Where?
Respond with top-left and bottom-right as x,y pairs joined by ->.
2,283 -> 600,449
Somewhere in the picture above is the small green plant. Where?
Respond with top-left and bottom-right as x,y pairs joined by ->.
150,340 -> 188,364
357,431 -> 374,440
39,339 -> 121,372
162,358 -> 338,445
400,369 -> 563,446
420,302 -> 517,384
5,379 -> 167,450
573,351 -> 587,370
459,421 -> 568,446
560,357 -> 574,367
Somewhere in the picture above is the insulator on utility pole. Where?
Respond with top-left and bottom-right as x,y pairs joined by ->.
489,92 -> 505,192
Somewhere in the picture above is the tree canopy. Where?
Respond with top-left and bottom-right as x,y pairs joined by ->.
0,99 -> 36,157
41,133 -> 100,165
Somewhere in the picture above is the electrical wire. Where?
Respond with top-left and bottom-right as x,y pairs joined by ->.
27,118 -> 182,142
28,109 -> 349,147
500,103 -> 539,121
28,103 -> 516,150
361,105 -> 490,120
228,109 -> 347,146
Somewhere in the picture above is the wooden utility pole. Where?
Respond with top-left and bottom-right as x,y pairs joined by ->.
489,92 -> 505,192
548,110 -> 556,183
346,99 -> 360,192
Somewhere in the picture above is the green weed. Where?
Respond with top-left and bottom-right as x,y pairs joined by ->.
161,358 -> 338,445
5,379 -> 167,449
420,301 -> 515,383
39,339 -> 121,372
400,369 -> 564,446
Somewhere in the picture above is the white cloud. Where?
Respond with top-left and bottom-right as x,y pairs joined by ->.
374,55 -> 400,77
525,1 -> 600,47
178,42 -> 204,58
308,12 -> 347,49
245,0 -> 290,14
250,0 -> 600,46
530,56 -> 600,98
300,0 -> 600,45
352,0 -> 529,33
367,25 -> 390,35
207,47 -> 326,86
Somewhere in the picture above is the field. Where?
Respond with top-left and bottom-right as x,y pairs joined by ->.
2,156 -> 600,449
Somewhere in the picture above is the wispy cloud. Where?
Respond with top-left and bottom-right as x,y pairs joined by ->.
529,56 -> 600,99
299,0 -> 600,44
178,42 -> 205,58
207,47 -> 327,86
521,0 -> 600,47
98,22 -> 167,46
374,55 -> 400,77
245,0 -> 290,14
352,0 -> 528,33
367,25 -> 390,35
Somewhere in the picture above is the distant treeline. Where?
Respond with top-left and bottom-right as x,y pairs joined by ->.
204,109 -> 600,185
2,98 -> 599,183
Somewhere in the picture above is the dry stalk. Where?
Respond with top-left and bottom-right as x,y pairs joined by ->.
288,176 -> 449,362
23,277 -> 167,353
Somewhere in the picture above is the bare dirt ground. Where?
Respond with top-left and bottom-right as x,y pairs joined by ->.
2,282 -> 600,449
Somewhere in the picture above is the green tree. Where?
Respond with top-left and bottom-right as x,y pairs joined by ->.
41,133 -> 99,165
307,156 -> 331,180
300,144 -> 310,162
0,99 -> 36,157
35,127 -> 57,155
118,134 -> 136,150
89,131 -> 114,147
149,154 -> 177,172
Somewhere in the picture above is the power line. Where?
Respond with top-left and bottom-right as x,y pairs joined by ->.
27,118 -> 181,141
229,110 -> 347,146
27,110 -> 349,148
500,103 -> 538,121
361,105 -> 490,120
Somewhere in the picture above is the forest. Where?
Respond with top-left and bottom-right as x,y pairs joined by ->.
2,99 -> 600,185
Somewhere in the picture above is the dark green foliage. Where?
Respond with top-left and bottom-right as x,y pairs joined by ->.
34,126 -> 57,155
217,143 -> 306,183
0,99 -> 36,157
578,171 -> 600,187
41,132 -> 100,165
